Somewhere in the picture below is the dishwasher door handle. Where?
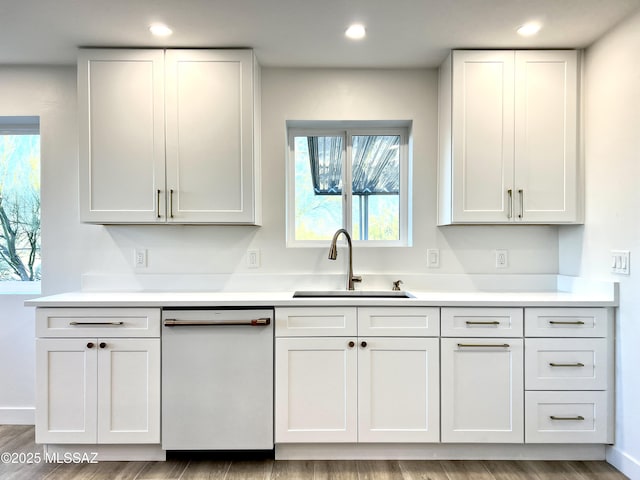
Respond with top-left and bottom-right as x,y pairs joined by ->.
163,318 -> 271,327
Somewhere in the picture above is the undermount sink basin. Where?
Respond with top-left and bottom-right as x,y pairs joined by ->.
293,290 -> 413,298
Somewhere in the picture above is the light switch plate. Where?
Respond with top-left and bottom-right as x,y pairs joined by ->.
427,249 -> 440,268
611,250 -> 630,275
247,249 -> 261,268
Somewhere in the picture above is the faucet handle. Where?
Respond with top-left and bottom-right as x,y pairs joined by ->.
352,276 -> 362,283
392,280 -> 403,291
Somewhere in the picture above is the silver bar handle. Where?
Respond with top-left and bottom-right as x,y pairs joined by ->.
164,318 -> 271,327
550,415 -> 585,421
518,189 -> 524,219
70,321 -> 124,326
157,189 -> 162,218
465,321 -> 500,325
170,189 -> 174,218
549,362 -> 585,367
549,320 -> 585,325
507,189 -> 513,219
457,343 -> 510,348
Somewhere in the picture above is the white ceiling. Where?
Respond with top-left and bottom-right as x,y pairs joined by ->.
2,0 -> 640,68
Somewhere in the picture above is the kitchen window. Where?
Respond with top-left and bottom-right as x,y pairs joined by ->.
287,123 -> 410,246
0,116 -> 41,291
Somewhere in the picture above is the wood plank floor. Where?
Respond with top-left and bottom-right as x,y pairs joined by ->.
0,425 -> 628,480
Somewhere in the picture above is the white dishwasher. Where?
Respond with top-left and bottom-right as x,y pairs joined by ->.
161,308 -> 273,451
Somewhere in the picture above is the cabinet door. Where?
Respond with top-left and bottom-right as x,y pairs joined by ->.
451,50 -> 515,222
441,338 -> 524,443
78,49 -> 166,223
165,49 -> 259,224
97,338 -> 160,443
358,337 -> 439,443
275,337 -> 357,443
514,50 -> 578,223
36,339 -> 98,443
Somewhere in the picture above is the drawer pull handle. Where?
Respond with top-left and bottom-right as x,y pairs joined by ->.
548,320 -> 585,325
457,343 -> 510,348
549,362 -> 585,367
70,321 -> 124,326
465,321 -> 500,325
550,415 -> 585,421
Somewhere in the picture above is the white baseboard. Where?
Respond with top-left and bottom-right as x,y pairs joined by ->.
276,443 -> 606,461
0,407 -> 35,425
607,445 -> 640,480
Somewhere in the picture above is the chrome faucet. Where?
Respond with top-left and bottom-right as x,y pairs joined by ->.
328,229 -> 362,290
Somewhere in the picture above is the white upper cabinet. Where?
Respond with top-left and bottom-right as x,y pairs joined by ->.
438,50 -> 580,224
78,49 -> 166,223
79,48 -> 261,224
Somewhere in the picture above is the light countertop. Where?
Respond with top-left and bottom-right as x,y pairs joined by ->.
24,289 -> 618,308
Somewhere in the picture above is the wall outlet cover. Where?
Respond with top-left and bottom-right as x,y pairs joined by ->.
495,249 -> 508,268
134,248 -> 147,268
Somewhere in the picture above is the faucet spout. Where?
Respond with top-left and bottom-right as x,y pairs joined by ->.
328,229 -> 361,290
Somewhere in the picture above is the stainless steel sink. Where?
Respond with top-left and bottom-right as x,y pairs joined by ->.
293,290 -> 413,298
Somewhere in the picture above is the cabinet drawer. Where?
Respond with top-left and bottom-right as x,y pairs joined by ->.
525,391 -> 609,443
36,308 -> 161,338
525,308 -> 609,337
275,307 -> 357,337
525,339 -> 608,391
441,308 -> 523,337
358,307 -> 439,337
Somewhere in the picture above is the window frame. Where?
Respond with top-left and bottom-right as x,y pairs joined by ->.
0,116 -> 41,293
286,123 -> 410,248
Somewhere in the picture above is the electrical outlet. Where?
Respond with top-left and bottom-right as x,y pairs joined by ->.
247,249 -> 261,268
134,248 -> 147,268
427,249 -> 440,268
611,250 -> 630,275
495,249 -> 508,268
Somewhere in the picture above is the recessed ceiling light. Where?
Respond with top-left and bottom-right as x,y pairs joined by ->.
149,23 -> 173,37
345,23 -> 366,40
517,22 -> 542,37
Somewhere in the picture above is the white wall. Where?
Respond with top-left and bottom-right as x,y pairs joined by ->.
558,11 -> 640,479
0,65 -> 560,421
0,67 -> 78,423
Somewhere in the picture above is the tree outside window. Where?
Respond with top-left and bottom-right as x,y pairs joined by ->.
0,117 -> 40,283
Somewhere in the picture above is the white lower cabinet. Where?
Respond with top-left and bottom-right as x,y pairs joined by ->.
36,337 -> 160,444
440,338 -> 524,443
275,307 -> 440,444
523,307 -> 613,444
35,308 -> 161,445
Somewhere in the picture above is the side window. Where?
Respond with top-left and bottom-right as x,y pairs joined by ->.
0,117 -> 41,289
287,124 -> 410,246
